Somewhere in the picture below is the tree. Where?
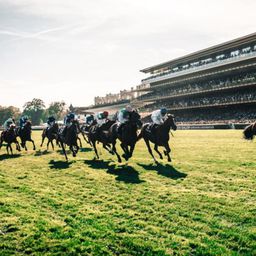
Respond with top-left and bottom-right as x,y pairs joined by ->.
46,101 -> 66,120
0,106 -> 21,125
23,98 -> 46,125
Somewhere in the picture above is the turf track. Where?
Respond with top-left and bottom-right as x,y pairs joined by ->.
0,130 -> 255,255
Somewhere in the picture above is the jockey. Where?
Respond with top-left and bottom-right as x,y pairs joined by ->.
151,108 -> 168,126
85,114 -> 95,126
47,116 -> 56,129
117,105 -> 133,134
96,111 -> 109,127
19,115 -> 29,129
62,112 -> 76,137
64,112 -> 76,127
3,117 -> 15,131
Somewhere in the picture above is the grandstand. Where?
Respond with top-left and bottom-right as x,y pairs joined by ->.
134,32 -> 256,124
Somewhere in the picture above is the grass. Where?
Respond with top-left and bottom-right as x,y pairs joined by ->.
0,130 -> 255,255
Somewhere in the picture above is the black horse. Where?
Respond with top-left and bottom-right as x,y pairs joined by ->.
40,123 -> 60,150
109,110 -> 142,162
16,121 -> 36,151
243,122 -> 256,140
137,114 -> 177,163
88,119 -> 116,159
0,124 -> 21,154
60,119 -> 81,160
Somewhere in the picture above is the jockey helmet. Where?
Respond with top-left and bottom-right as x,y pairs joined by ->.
160,108 -> 167,115
125,105 -> 133,112
103,111 -> 109,118
69,113 -> 75,119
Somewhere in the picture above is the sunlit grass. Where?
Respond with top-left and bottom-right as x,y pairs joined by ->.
0,130 -> 255,255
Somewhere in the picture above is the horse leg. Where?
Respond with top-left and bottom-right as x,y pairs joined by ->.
9,144 -> 13,155
120,143 -> 129,160
59,140 -> 68,161
164,143 -> 172,162
47,140 -> 50,151
50,140 -> 54,151
92,140 -> 99,159
15,140 -> 21,151
144,138 -> 157,163
154,144 -> 163,159
103,143 -> 114,155
77,137 -> 82,148
40,135 -> 45,147
6,144 -> 10,154
24,142 -> 28,151
111,140 -> 121,163
30,139 -> 36,150
129,143 -> 135,159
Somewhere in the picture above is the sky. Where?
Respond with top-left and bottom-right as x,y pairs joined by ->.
0,0 -> 255,109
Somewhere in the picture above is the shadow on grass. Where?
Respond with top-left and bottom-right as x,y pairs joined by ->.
0,154 -> 22,161
49,160 -> 72,169
138,163 -> 187,180
34,150 -> 52,156
84,159 -> 144,184
80,147 -> 93,152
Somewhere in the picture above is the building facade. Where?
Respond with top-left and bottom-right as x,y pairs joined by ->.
134,33 -> 256,124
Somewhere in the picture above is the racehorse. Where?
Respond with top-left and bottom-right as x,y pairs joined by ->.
60,119 -> 81,160
88,119 -> 116,159
0,124 -> 21,154
109,110 -> 143,162
243,122 -> 256,140
137,114 -> 177,163
16,121 -> 36,151
40,123 -> 60,150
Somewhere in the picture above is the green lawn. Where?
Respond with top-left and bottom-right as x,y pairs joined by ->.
0,130 -> 255,255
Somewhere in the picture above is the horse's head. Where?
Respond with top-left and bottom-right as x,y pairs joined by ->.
130,110 -> 142,128
25,120 -> 32,128
243,123 -> 256,140
165,114 -> 177,131
9,124 -> 16,131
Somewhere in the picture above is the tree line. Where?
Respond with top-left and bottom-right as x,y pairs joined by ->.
0,98 -> 74,125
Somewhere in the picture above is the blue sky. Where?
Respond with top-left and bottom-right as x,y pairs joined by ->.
0,0 -> 255,109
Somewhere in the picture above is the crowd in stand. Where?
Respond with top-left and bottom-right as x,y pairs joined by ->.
175,107 -> 256,124
138,71 -> 256,101
142,44 -> 256,82
142,88 -> 256,112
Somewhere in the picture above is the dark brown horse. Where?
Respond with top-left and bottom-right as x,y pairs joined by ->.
88,119 -> 116,159
60,119 -> 81,160
109,110 -> 142,162
40,123 -> 60,150
16,121 -> 36,151
0,124 -> 21,154
137,114 -> 177,163
243,122 -> 256,140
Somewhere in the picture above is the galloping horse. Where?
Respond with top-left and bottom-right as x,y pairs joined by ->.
16,121 -> 36,151
40,123 -> 59,150
88,119 -> 116,159
0,124 -> 21,154
60,119 -> 81,160
137,114 -> 177,163
109,110 -> 142,162
243,122 -> 256,140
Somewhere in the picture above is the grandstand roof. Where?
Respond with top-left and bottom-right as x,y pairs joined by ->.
140,32 -> 256,74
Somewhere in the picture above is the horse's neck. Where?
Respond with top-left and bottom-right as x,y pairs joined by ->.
159,120 -> 171,132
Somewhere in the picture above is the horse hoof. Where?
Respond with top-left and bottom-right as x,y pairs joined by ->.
168,158 -> 172,162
